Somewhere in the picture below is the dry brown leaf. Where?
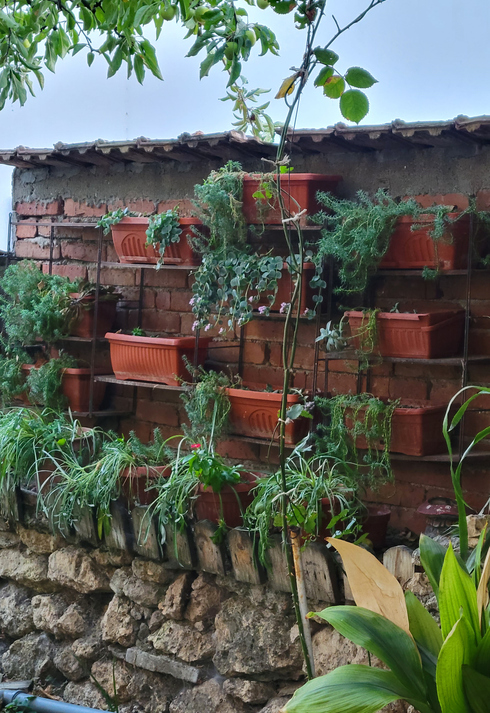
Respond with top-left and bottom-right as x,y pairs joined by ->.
275,74 -> 297,99
477,546 -> 490,623
327,538 -> 411,635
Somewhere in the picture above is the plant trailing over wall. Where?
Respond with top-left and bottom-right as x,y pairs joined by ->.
180,364 -> 233,442
0,349 -> 30,404
97,208 -> 137,235
314,393 -> 398,489
26,353 -> 77,411
145,208 -> 182,267
246,451 -> 360,566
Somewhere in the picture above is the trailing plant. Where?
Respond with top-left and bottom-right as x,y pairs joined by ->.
0,260 -> 79,345
0,348 -> 30,404
145,208 -> 183,268
180,364 -> 233,442
314,392 -> 398,489
285,535 -> 490,713
26,353 -> 77,411
245,451 -> 360,566
97,208 -> 137,235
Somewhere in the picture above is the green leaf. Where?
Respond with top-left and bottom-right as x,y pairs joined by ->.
475,627 -> 490,675
316,606 -> 428,701
323,75 -> 344,99
72,43 -> 86,56
134,54 -> 145,83
439,545 -> 479,643
313,47 -> 339,66
406,590 -> 442,660
345,66 -> 377,88
314,66 -> 334,87
200,50 -> 217,79
340,89 -> 369,123
87,52 -> 95,67
420,533 -> 447,597
285,665 -> 427,713
436,616 -> 476,713
462,664 -> 490,713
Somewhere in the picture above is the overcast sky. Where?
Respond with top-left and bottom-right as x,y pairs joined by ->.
0,0 -> 488,248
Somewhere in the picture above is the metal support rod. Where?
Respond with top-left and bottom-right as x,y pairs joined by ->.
193,328 -> 200,381
89,226 -> 104,417
6,211 -> 12,268
1,691 -> 105,713
290,530 -> 315,677
238,325 -> 245,379
48,224 -> 54,275
137,268 -> 145,326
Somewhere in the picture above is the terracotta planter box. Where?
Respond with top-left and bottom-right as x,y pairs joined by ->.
111,216 -> 201,265
120,464 -> 170,507
105,333 -> 210,386
346,309 -> 465,359
379,214 -> 470,270
255,263 -> 318,313
194,472 -> 258,528
70,293 -> 118,339
226,387 -> 310,445
242,173 -> 342,224
22,364 -> 107,412
348,401 -> 447,456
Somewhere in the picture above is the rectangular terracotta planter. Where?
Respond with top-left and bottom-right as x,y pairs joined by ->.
346,309 -> 465,359
349,402 -> 447,456
255,263 -> 318,313
379,213 -> 470,270
120,464 -> 170,507
22,364 -> 107,412
111,216 -> 201,265
242,173 -> 342,224
226,387 -> 310,445
69,293 -> 118,338
194,472 -> 259,528
105,333 -> 210,386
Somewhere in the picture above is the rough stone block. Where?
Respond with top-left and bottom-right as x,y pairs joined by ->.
48,546 -> 111,593
125,647 -> 199,684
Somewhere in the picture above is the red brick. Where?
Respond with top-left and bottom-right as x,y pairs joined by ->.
170,291 -> 195,313
106,244 -> 119,262
393,461 -> 452,489
296,322 -> 318,346
410,193 -> 469,210
61,241 -> 102,262
389,378 -> 428,401
369,376 -> 391,399
241,365 -> 284,389
386,506 -> 426,534
269,343 -> 283,368
141,309 -> 181,334
16,239 -> 60,260
476,190 -> 490,211
15,199 -> 63,216
157,199 -> 194,216
143,290 -> 156,309
292,345 -> 316,371
207,342 -> 241,364
469,330 -> 490,355
36,225 -> 53,238
135,399 -> 180,427
180,314 -> 223,338
145,269 -> 189,289
16,221 -> 37,239
119,419 -> 154,443
42,263 -> 87,280
90,267 -> 135,287
216,439 -> 260,462
327,372 -> 358,395
364,480 -> 425,509
244,320 -> 287,343
428,380 -> 461,404
328,359 -> 359,373
64,199 -> 107,217
243,341 -> 267,365
124,199 -> 156,214
155,290 -> 171,311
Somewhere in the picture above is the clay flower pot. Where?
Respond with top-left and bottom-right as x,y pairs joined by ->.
105,333 -> 211,386
242,173 -> 342,225
69,293 -> 119,339
111,216 -> 201,265
194,472 -> 259,528
226,387 -> 310,445
346,309 -> 465,359
361,506 -> 391,548
379,213 -> 470,270
120,464 -> 171,507
22,364 -> 107,412
255,263 -> 318,313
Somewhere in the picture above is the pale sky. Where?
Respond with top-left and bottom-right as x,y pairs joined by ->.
0,0 -> 488,248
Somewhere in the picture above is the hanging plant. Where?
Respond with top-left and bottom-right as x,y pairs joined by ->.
144,208 -> 183,267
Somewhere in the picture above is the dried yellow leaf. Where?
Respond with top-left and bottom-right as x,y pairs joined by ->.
275,74 -> 297,99
477,546 -> 490,623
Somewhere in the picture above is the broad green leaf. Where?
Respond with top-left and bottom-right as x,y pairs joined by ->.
340,89 -> 369,123
437,616 -> 476,713
345,66 -> 377,88
275,74 -> 297,99
462,664 -> 490,713
199,50 -> 216,79
134,54 -> 145,84
420,533 -> 447,597
477,544 -> 490,624
87,52 -> 95,67
439,545 -> 479,643
317,606 -> 426,700
405,590 -> 442,662
323,75 -> 344,99
475,627 -> 490,674
314,66 -> 334,87
313,47 -> 339,65
284,665 -> 431,713
327,539 -> 410,634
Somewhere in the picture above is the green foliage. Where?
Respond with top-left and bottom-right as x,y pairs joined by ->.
285,542 -> 490,713
180,365 -> 232,443
0,351 -> 29,404
314,392 -> 398,489
0,260 -> 78,345
313,191 -> 421,295
245,452 -> 360,566
97,207 -> 136,235
145,208 -> 183,268
128,427 -> 173,466
26,354 -> 77,411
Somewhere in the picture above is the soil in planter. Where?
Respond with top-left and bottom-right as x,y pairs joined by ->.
226,386 -> 310,445
347,309 -> 465,359
120,464 -> 171,507
194,471 -> 259,528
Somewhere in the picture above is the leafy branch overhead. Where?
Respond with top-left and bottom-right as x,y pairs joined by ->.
0,0 -> 385,131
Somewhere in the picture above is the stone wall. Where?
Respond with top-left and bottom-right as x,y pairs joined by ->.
0,487 -> 424,713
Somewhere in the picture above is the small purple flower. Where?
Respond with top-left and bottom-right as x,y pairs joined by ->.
303,308 -> 309,316
258,305 -> 267,315
248,296 -> 254,303
189,296 -> 196,306
280,302 -> 290,314
219,327 -> 224,334
204,323 -> 212,331
192,320 -> 199,331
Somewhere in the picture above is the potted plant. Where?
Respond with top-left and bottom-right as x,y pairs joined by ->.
69,285 -> 119,339
98,207 -> 201,266
119,429 -> 173,507
105,327 -> 211,386
245,452 -> 360,566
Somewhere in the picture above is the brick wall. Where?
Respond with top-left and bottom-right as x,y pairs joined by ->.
11,162 -> 490,533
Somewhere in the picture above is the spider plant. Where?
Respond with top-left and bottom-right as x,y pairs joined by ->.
245,450 -> 361,567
